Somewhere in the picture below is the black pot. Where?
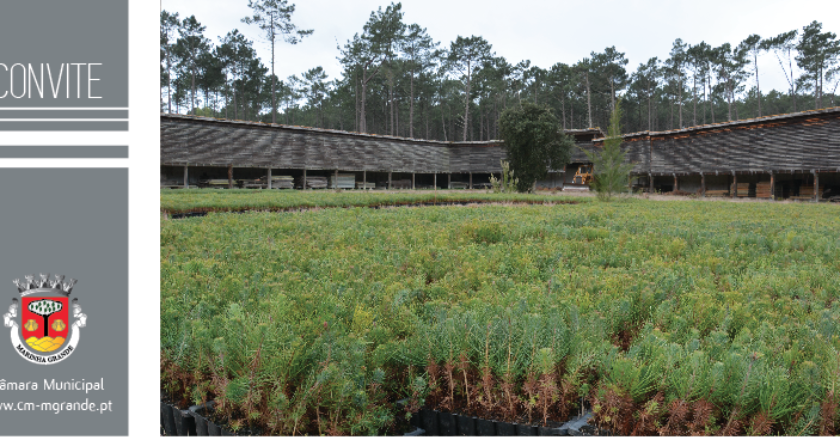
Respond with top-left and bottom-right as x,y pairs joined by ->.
404,427 -> 426,436
160,402 -> 177,436
515,423 -> 538,436
496,421 -> 516,436
420,409 -> 439,436
208,421 -> 223,436
408,411 -> 422,430
438,411 -> 457,435
475,418 -> 496,436
538,426 -> 563,436
189,403 -> 211,436
456,415 -> 476,436
172,407 -> 197,436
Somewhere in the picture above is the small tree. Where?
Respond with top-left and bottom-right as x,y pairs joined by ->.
28,299 -> 63,338
583,99 -> 634,201
499,102 -> 574,192
489,160 -> 518,193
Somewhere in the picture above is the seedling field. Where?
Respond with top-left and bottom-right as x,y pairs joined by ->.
161,193 -> 840,435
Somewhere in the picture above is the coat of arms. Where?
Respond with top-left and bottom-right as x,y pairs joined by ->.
3,274 -> 87,365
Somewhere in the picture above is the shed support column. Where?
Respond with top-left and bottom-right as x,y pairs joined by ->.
674,174 -> 678,192
363,171 -> 367,191
267,168 -> 272,189
183,165 -> 188,189
814,171 -> 820,202
388,171 -> 392,190
334,170 -> 338,189
701,173 -> 705,198
303,169 -> 307,191
469,172 -> 473,190
412,173 -> 415,190
649,173 -> 654,193
434,173 -> 437,190
770,171 -> 775,200
732,172 -> 737,198
447,173 -> 450,190
228,165 -> 233,189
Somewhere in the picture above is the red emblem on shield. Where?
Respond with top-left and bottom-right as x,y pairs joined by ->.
21,295 -> 69,353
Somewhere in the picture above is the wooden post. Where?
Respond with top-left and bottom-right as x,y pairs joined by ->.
363,171 -> 367,191
434,173 -> 437,190
649,173 -> 654,193
447,173 -> 450,190
673,174 -> 678,192
769,171 -> 775,200
700,173 -> 705,198
183,165 -> 188,189
412,173 -> 415,190
388,171 -> 392,190
267,168 -> 272,189
334,170 -> 338,189
814,171 -> 820,202
469,172 -> 473,190
227,165 -> 233,189
732,172 -> 737,198
303,169 -> 307,191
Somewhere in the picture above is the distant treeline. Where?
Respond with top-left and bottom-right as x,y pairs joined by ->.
161,2 -> 840,139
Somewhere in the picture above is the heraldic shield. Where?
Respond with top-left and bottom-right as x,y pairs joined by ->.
4,274 -> 87,365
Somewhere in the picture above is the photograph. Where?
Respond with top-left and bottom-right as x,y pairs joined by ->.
158,0 -> 840,436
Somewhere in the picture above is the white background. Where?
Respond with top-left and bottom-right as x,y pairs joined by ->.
0,0 -> 159,437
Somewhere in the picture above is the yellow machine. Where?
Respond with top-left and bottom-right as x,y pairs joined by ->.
572,165 -> 594,185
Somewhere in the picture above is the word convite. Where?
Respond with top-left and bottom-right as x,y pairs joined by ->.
0,63 -> 103,99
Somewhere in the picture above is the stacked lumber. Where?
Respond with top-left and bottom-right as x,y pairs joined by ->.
355,182 -> 376,190
755,182 -> 772,198
329,174 -> 356,189
731,182 -> 752,197
390,179 -> 412,189
448,181 -> 469,189
268,176 -> 294,189
202,179 -> 237,188
242,179 -> 264,189
295,176 -> 328,189
705,189 -> 730,197
798,184 -> 823,198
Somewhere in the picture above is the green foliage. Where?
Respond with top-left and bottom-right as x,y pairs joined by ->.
488,161 -> 518,193
162,192 -> 840,434
160,189 -> 584,214
499,102 -> 574,192
583,99 -> 634,201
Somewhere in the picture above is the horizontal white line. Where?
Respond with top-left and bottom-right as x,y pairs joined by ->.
0,119 -> 128,122
0,108 -> 129,111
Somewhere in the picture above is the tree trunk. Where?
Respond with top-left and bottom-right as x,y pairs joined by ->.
726,74 -> 733,121
389,67 -> 395,136
440,89 -> 447,141
560,93 -> 566,129
271,28 -> 276,124
678,70 -> 683,128
166,51 -> 172,113
191,55 -> 196,115
754,51 -> 761,117
692,72 -> 697,126
584,71 -> 593,128
463,60 -> 471,141
360,72 -> 368,133
409,69 -> 415,138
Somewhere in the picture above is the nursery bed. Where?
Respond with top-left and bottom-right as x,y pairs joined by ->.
162,196 -> 840,436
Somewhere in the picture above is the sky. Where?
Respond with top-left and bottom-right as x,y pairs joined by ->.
161,0 -> 840,95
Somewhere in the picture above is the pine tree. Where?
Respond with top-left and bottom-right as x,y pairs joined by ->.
583,99 -> 634,201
